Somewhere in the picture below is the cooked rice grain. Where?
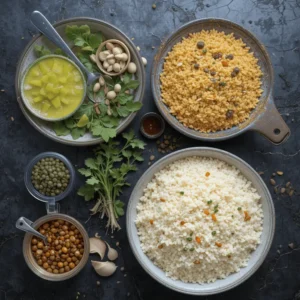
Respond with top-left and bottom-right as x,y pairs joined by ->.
160,30 -> 263,132
136,157 -> 263,283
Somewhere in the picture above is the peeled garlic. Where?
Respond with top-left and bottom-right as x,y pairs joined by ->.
114,84 -> 121,93
142,57 -> 147,66
112,47 -> 123,55
103,61 -> 109,69
107,91 -> 117,100
120,53 -> 128,62
99,51 -> 109,61
91,260 -> 117,277
93,83 -> 100,93
107,65 -> 113,72
105,242 -> 118,261
90,54 -> 96,63
106,54 -> 114,60
119,61 -> 125,69
113,63 -> 121,73
90,237 -> 106,259
128,62 -> 137,74
99,77 -> 105,86
106,42 -> 114,51
107,58 -> 116,65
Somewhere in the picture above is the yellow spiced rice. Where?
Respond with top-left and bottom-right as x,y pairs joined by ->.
160,30 -> 263,132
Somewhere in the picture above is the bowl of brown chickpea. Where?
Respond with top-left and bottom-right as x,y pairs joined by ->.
22,213 -> 90,281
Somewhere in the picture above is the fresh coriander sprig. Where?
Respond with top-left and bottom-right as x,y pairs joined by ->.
77,130 -> 145,231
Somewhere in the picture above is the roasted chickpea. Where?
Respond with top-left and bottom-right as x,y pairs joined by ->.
43,262 -> 49,269
59,268 -> 65,273
75,251 -> 80,257
57,262 -> 64,268
36,249 -> 43,256
69,262 -> 75,269
65,266 -> 70,272
40,229 -> 46,235
37,242 -> 44,249
72,256 -> 77,262
62,247 -> 68,253
47,268 -> 53,273
53,269 -> 59,274
37,259 -> 42,266
51,228 -> 57,234
32,238 -> 38,245
67,257 -> 72,263
32,245 -> 37,252
42,223 -> 49,230
42,256 -> 47,262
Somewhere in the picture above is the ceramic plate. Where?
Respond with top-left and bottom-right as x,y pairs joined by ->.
126,147 -> 275,295
15,17 -> 145,146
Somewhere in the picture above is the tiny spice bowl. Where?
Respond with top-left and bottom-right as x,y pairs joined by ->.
95,39 -> 131,76
24,152 -> 75,203
140,112 -> 165,139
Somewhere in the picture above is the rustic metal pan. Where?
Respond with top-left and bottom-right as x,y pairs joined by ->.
151,18 -> 290,144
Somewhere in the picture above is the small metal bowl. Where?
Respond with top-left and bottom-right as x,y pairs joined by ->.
95,39 -> 131,76
20,55 -> 87,122
140,112 -> 165,139
22,213 -> 90,281
24,152 -> 76,203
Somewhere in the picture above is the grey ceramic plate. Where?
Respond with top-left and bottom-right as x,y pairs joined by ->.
126,147 -> 275,295
15,17 -> 145,146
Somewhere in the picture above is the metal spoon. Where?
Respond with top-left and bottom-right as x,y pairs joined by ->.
30,10 -> 100,102
16,217 -> 48,245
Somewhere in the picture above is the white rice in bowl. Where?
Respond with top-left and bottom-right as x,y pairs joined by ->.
135,157 -> 263,283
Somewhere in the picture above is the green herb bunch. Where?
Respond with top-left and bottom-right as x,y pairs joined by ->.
77,130 -> 145,231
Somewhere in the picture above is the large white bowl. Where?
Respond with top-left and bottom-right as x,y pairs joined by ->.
126,147 -> 275,295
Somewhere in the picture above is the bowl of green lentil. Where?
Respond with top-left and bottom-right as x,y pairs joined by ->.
24,152 -> 75,202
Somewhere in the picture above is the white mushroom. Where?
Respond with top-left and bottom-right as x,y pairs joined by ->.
113,63 -> 121,73
93,83 -> 100,93
107,91 -> 117,100
99,77 -> 105,86
128,62 -> 137,74
105,242 -> 118,261
112,47 -> 123,55
114,84 -> 121,93
91,260 -> 117,277
142,57 -> 147,66
106,42 -> 115,51
107,65 -> 113,72
89,237 -> 106,260
107,58 -> 116,65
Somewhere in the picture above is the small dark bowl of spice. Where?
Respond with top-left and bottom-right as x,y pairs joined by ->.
24,152 -> 75,202
140,112 -> 165,139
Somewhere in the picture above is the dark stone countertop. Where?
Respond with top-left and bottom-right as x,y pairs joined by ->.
1,0 -> 300,299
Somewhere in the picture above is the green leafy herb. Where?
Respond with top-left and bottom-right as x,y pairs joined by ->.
202,49 -> 207,54
77,130 -> 146,231
186,237 -> 192,242
53,122 -> 70,136
34,45 -> 51,57
207,200 -> 213,205
179,191 -> 184,195
189,248 -> 195,251
189,231 -> 193,236
238,207 -> 242,211
213,204 -> 219,213
212,231 -> 216,236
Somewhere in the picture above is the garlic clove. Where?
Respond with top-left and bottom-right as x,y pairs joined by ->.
99,51 -> 109,61
120,53 -> 128,62
103,61 -> 109,69
113,63 -> 121,73
115,54 -> 123,61
112,47 -> 123,55
142,57 -> 147,66
89,237 -> 106,260
105,241 -> 118,261
91,260 -> 117,277
90,54 -> 96,63
106,42 -> 114,51
106,54 -> 115,60
107,58 -> 116,66
99,77 -> 105,86
127,62 -> 137,74
107,65 -> 113,72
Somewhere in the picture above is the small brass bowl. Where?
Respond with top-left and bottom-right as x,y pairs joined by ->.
22,213 -> 90,281
95,39 -> 131,76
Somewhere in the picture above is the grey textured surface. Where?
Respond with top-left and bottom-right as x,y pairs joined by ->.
0,0 -> 300,299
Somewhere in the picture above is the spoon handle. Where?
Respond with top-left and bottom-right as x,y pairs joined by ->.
30,11 -> 90,76
16,217 -> 47,242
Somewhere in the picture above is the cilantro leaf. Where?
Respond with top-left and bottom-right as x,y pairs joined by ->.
64,118 -> 76,129
116,106 -> 130,117
122,150 -> 132,158
122,72 -> 132,84
115,93 -> 133,105
34,45 -> 51,57
78,168 -> 92,177
91,125 -> 116,142
133,151 -> 144,162
71,127 -> 86,139
86,177 -> 100,185
78,184 -> 95,201
126,101 -> 142,112
85,158 -> 98,170
122,130 -> 135,141
130,139 -> 146,149
122,80 -> 140,91
53,122 -> 70,136
65,25 -> 90,41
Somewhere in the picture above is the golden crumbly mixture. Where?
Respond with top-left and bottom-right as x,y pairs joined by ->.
160,30 -> 263,132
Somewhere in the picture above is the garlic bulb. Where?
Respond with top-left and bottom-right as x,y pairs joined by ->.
105,242 -> 118,261
91,260 -> 117,277
89,237 -> 106,260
